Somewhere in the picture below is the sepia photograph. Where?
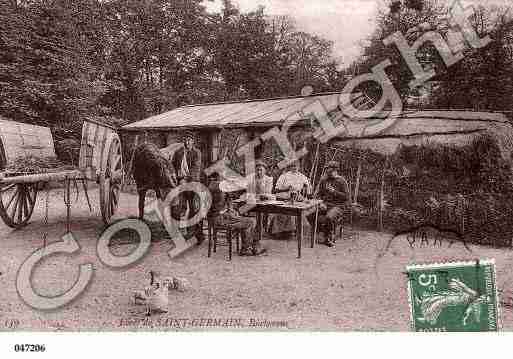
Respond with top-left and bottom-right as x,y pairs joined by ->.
1,0 -> 513,354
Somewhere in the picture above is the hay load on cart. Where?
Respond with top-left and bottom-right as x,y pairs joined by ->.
0,119 -> 123,228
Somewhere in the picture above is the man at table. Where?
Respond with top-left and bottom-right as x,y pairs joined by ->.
246,159 -> 274,199
208,172 -> 267,256
270,159 -> 312,236
315,160 -> 354,246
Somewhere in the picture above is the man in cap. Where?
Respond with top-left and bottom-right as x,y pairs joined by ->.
172,132 -> 202,183
208,172 -> 267,256
171,132 -> 204,243
314,160 -> 352,247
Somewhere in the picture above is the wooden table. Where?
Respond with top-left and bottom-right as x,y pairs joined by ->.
235,199 -> 323,258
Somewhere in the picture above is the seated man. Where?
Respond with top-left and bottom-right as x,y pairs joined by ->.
208,172 -> 267,256
246,160 -> 274,200
243,159 -> 274,229
314,160 -> 359,247
275,159 -> 311,197
270,159 -> 312,236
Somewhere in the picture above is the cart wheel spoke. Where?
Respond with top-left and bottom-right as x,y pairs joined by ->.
22,189 -> 29,218
9,189 -> 21,221
16,187 -> 24,224
112,184 -> 120,212
26,187 -> 35,206
113,155 -> 121,170
5,187 -> 18,211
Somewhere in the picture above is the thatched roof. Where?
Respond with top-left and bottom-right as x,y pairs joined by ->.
334,110 -> 513,160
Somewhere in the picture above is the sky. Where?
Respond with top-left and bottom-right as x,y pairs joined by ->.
203,0 -> 379,67
203,0 -> 511,68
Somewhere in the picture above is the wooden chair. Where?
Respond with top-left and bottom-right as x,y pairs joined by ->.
207,217 -> 241,261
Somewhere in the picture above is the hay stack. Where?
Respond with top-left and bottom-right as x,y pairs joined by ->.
4,155 -> 76,175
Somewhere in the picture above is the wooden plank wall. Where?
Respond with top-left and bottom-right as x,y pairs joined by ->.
0,119 -> 55,164
79,121 -> 117,177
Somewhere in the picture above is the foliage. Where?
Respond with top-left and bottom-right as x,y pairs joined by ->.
389,134 -> 512,195
429,6 -> 513,110
210,4 -> 341,100
352,0 -> 513,112
0,0 -> 343,144
0,1 -> 106,126
383,134 -> 513,246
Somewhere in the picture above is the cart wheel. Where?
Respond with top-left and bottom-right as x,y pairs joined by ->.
100,136 -> 123,224
0,183 -> 38,229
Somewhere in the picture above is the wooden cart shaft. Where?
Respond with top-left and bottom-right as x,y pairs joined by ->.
0,170 -> 87,184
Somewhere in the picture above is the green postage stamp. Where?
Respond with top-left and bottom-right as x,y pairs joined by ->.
406,259 -> 500,332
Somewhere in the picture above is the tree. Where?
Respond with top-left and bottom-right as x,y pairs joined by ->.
100,0 -> 214,120
352,0 -> 513,112
430,5 -> 513,110
211,2 -> 342,100
355,0 -> 447,102
0,0 -> 106,129
211,3 -> 282,99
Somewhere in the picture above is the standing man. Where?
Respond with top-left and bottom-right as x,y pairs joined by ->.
172,132 -> 204,243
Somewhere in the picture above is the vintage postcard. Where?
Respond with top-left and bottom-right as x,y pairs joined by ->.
1,0 -> 513,352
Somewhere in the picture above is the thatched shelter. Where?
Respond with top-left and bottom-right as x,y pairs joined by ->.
325,111 -> 513,247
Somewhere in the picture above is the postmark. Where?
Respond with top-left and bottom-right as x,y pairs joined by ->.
406,259 -> 500,332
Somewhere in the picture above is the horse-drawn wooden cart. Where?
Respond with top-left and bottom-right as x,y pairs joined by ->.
0,119 -> 123,228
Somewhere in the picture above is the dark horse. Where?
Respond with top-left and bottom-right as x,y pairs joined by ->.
132,143 -> 177,219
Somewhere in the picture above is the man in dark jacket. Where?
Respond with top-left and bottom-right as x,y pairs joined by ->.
171,132 -> 204,243
314,161 -> 352,247
172,132 -> 202,183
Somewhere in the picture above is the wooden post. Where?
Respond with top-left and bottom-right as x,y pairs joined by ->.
378,158 -> 388,232
65,178 -> 71,233
353,150 -> 364,205
378,186 -> 384,232
311,205 -> 318,248
297,212 -> 303,259
309,141 -> 320,186
210,130 -> 220,163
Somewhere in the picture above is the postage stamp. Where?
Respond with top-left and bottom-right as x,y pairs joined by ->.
406,259 -> 500,332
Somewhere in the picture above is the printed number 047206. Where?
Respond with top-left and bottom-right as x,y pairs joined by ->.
13,344 -> 46,352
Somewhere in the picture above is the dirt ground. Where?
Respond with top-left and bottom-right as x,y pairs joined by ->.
1,187 -> 513,331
